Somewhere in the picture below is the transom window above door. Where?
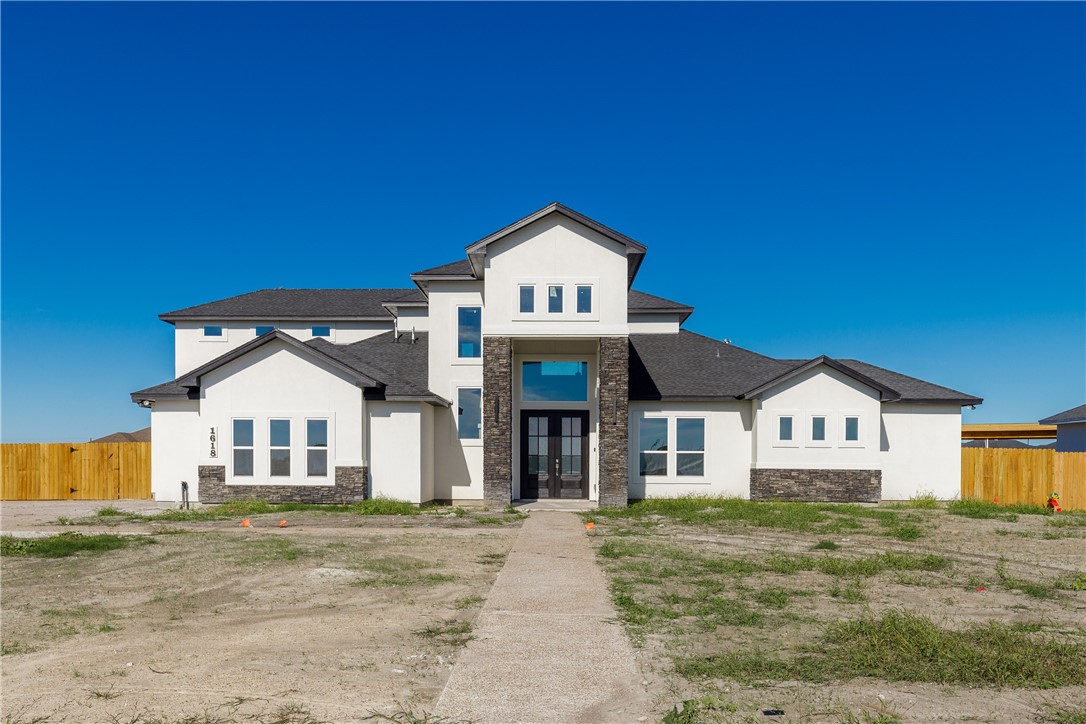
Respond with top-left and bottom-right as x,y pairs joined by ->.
521,361 -> 588,402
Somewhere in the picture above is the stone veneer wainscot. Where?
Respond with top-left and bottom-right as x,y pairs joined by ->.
197,465 -> 369,503
750,468 -> 881,503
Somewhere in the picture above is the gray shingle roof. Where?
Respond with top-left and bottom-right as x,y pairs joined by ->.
628,290 -> 693,313
159,288 -> 425,321
630,331 -> 793,400
1040,404 -> 1086,425
835,359 -> 982,404
411,259 -> 475,277
308,332 -> 436,400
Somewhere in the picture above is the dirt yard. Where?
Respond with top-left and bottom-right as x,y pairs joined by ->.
1,502 -> 522,723
586,501 -> 1086,723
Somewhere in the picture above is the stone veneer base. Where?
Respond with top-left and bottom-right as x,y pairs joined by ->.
750,468 -> 881,503
197,465 -> 368,504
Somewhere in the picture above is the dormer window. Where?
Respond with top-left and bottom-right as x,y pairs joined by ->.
548,285 -> 563,313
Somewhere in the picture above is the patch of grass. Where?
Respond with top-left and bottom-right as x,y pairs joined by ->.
1,532 -> 154,558
812,539 -> 840,551
351,556 -> 456,588
884,524 -> 923,541
363,709 -> 467,723
1047,512 -> 1086,528
476,552 -> 506,565
413,620 -> 473,647
452,595 -> 484,610
948,498 -> 1054,521
588,496 -> 833,531
1037,704 -> 1086,724
471,516 -> 506,525
1,640 -> 34,656
675,611 -> 1086,688
752,585 -> 795,609
94,506 -> 128,517
828,578 -> 868,603
906,492 -> 941,509
352,497 -> 419,516
229,536 -> 308,564
264,702 -> 322,724
996,562 -> 1064,599
661,696 -> 739,723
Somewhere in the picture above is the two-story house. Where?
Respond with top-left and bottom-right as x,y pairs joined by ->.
132,203 -> 981,506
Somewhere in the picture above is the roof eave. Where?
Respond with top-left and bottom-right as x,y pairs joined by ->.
741,356 -> 901,402
159,314 -> 394,323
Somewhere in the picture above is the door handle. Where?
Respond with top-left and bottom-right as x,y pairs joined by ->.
554,458 -> 560,476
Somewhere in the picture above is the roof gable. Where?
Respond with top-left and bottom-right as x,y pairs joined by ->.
742,357 -> 901,402
464,203 -> 647,287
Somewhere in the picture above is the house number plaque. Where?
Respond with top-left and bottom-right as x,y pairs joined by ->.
209,427 -> 218,458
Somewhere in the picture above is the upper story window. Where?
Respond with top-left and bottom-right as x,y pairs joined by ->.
522,361 -> 588,402
203,326 -> 223,337
255,325 -> 275,336
457,307 -> 481,359
548,286 -> 563,313
312,325 -> 331,337
519,285 -> 535,314
576,285 -> 592,314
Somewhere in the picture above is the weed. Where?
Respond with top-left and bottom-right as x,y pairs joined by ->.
413,620 -> 473,647
675,611 -> 1086,687
452,595 -> 484,610
363,708 -> 468,723
472,516 -> 505,525
812,539 -> 840,550
89,684 -> 119,700
947,498 -> 1053,521
906,491 -> 941,509
829,579 -> 867,603
1,532 -> 154,558
752,585 -> 797,609
661,696 -> 739,723
264,702 -> 322,724
884,524 -> 923,541
476,552 -> 506,565
94,506 -> 128,517
1,640 -> 34,656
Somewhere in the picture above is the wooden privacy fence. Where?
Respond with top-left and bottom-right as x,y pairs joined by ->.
962,448 -> 1086,510
1,442 -> 151,500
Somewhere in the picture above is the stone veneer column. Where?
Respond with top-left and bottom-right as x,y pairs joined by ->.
483,336 -> 513,507
598,337 -> 629,507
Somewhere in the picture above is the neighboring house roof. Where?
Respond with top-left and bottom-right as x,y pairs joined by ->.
132,330 -> 448,406
158,288 -> 425,322
1039,404 -> 1086,425
630,331 -> 793,400
961,439 -> 1034,449
463,202 -> 647,286
91,427 -> 151,443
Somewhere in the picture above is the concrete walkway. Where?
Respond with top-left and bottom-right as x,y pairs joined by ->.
433,512 -> 652,723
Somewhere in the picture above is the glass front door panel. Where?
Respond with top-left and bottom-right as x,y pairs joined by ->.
521,411 -> 588,499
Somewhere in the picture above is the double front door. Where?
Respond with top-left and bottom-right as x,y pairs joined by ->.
520,410 -> 589,499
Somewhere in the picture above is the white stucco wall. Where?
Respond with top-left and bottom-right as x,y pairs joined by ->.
149,400 -> 201,502
368,401 -> 425,503
753,366 -> 883,471
880,403 -> 962,500
481,215 -> 630,337
629,401 -> 753,499
1055,422 -> 1086,452
174,320 -> 393,376
198,339 -> 365,487
627,312 -> 683,335
394,307 -> 430,334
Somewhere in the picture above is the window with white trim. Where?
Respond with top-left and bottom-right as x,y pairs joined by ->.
676,418 -> 705,476
203,325 -> 223,337
312,325 -> 331,337
457,388 -> 482,440
519,285 -> 535,314
548,285 -> 563,313
233,419 -> 254,477
812,416 -> 826,441
306,419 -> 328,477
255,325 -> 275,336
778,416 -> 793,441
638,418 -> 668,476
576,285 -> 592,314
844,416 -> 859,442
457,307 -> 481,359
269,419 -> 291,477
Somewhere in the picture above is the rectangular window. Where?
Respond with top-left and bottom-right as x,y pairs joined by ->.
844,416 -> 859,442
233,419 -> 253,477
779,416 -> 793,441
255,325 -> 275,336
812,416 -> 826,442
203,326 -> 223,337
457,307 -> 481,358
269,419 -> 291,477
306,419 -> 328,477
312,326 -> 331,337
639,418 -> 668,476
676,418 -> 705,476
576,285 -> 592,314
521,361 -> 588,402
548,285 -> 563,313
457,388 -> 482,440
519,285 -> 535,314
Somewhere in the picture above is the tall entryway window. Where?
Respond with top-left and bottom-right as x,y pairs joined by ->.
520,410 -> 589,499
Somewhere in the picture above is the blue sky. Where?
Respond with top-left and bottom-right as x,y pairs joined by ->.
2,2 -> 1083,443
